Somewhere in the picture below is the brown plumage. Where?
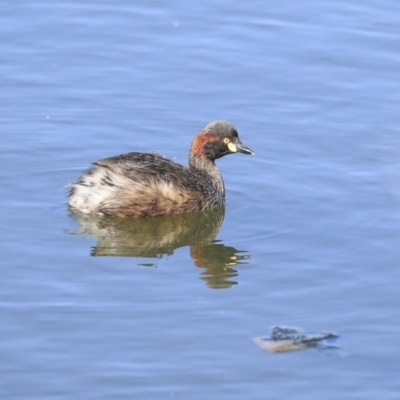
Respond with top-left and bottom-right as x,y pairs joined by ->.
68,120 -> 254,217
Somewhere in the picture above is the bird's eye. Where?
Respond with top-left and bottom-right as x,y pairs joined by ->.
223,138 -> 230,144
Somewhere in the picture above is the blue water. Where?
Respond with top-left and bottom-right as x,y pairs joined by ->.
2,1 -> 400,399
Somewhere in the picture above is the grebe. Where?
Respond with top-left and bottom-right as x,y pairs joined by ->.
68,120 -> 254,217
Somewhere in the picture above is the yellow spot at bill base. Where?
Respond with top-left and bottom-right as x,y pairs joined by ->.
227,142 -> 237,152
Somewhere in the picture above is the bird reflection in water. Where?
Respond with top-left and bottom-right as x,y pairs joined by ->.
68,206 -> 250,288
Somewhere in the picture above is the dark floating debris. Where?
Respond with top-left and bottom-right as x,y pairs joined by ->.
253,326 -> 340,353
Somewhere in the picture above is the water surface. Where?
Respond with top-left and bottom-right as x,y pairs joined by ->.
1,1 -> 400,399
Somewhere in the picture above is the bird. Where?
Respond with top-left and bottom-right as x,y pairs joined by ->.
68,120 -> 254,217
